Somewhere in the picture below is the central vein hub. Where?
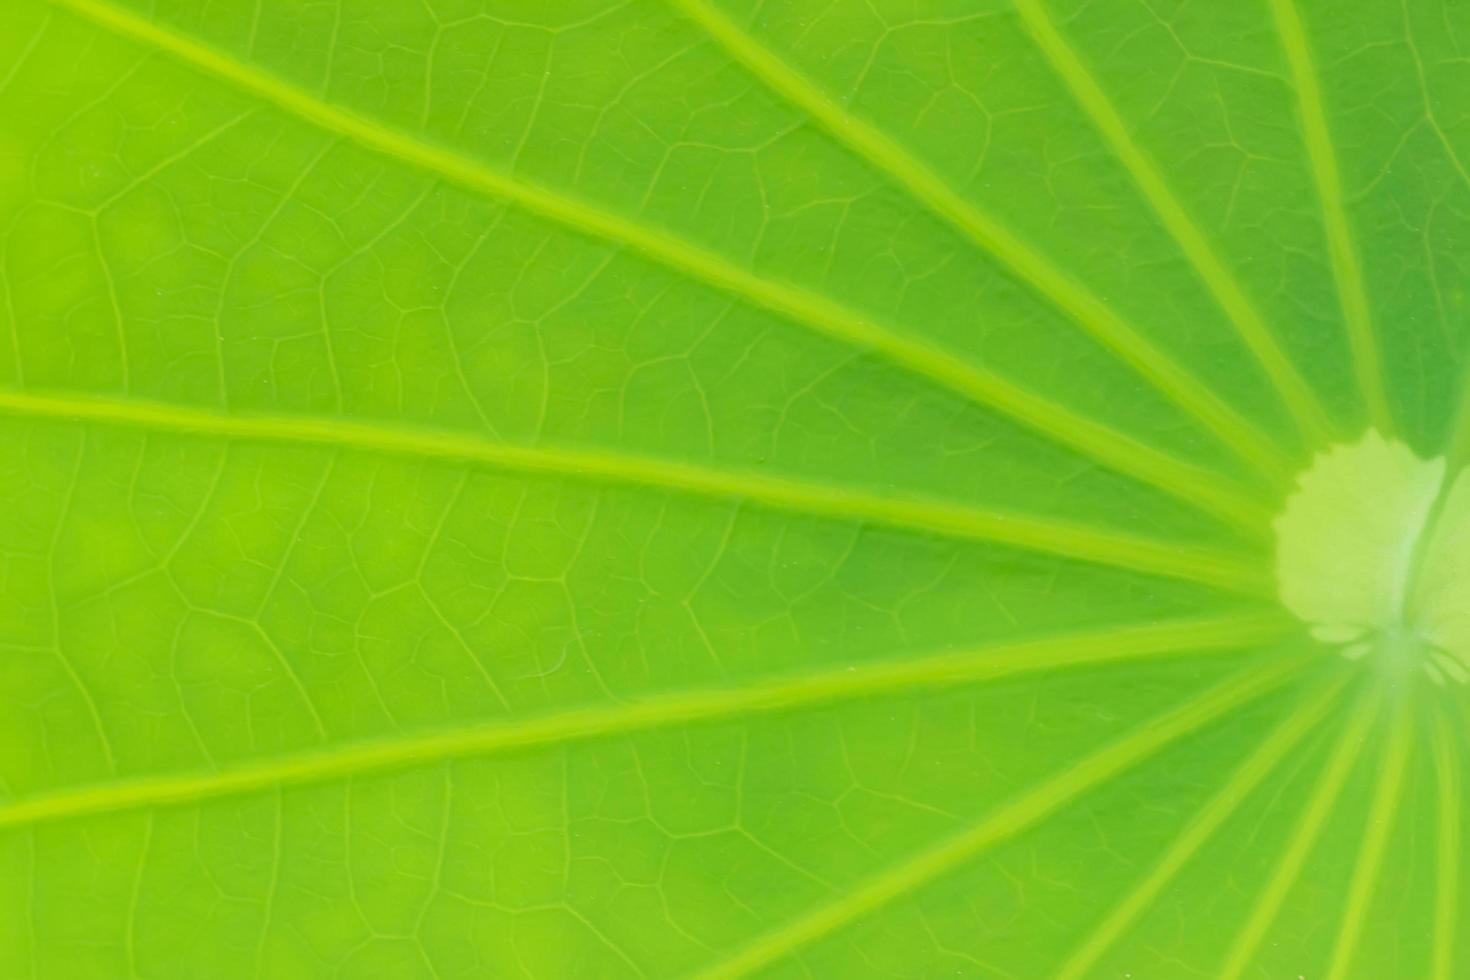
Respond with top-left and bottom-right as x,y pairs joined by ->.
1274,431 -> 1470,684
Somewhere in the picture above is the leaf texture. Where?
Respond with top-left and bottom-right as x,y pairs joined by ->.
0,0 -> 1467,977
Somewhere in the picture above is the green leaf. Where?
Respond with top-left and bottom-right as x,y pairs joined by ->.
0,0 -> 1464,977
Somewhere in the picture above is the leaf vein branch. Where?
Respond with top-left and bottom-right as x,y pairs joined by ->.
1219,684 -> 1380,979
0,613 -> 1293,830
1268,0 -> 1393,431
49,0 -> 1269,530
665,0 -> 1294,481
0,387 -> 1270,592
691,653 -> 1315,980
1055,665 -> 1351,980
1012,0 -> 1335,447
1325,696 -> 1413,979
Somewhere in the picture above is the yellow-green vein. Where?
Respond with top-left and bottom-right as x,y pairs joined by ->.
1012,0 -> 1335,448
1431,704 -> 1460,980
1055,665 -> 1349,980
691,655 -> 1311,980
49,0 -> 1267,531
1219,686 -> 1380,980
1268,0 -> 1394,432
664,0 -> 1294,483
0,613 -> 1292,830
1325,693 -> 1412,979
0,388 -> 1271,593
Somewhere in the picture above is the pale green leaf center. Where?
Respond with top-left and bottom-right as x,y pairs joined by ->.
1274,430 -> 1470,684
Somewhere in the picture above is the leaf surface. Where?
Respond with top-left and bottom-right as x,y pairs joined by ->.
0,0 -> 1466,977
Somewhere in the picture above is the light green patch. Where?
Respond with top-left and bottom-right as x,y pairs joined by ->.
1275,430 -> 1470,683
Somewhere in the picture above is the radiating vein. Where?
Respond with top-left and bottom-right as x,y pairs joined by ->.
1012,0 -> 1335,447
691,655 -> 1311,980
1432,704 -> 1461,980
0,613 -> 1293,830
0,388 -> 1270,592
1325,695 -> 1412,979
664,0 -> 1293,483
1268,0 -> 1393,431
1219,686 -> 1379,980
49,0 -> 1267,531
1055,666 -> 1349,980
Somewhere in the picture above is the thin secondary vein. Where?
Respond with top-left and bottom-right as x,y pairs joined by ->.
664,0 -> 1294,483
0,613 -> 1293,830
1219,686 -> 1379,980
0,388 -> 1270,593
1055,666 -> 1350,980
690,655 -> 1311,980
1012,0 -> 1335,447
51,0 -> 1266,531
1326,697 -> 1412,980
1268,0 -> 1393,432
